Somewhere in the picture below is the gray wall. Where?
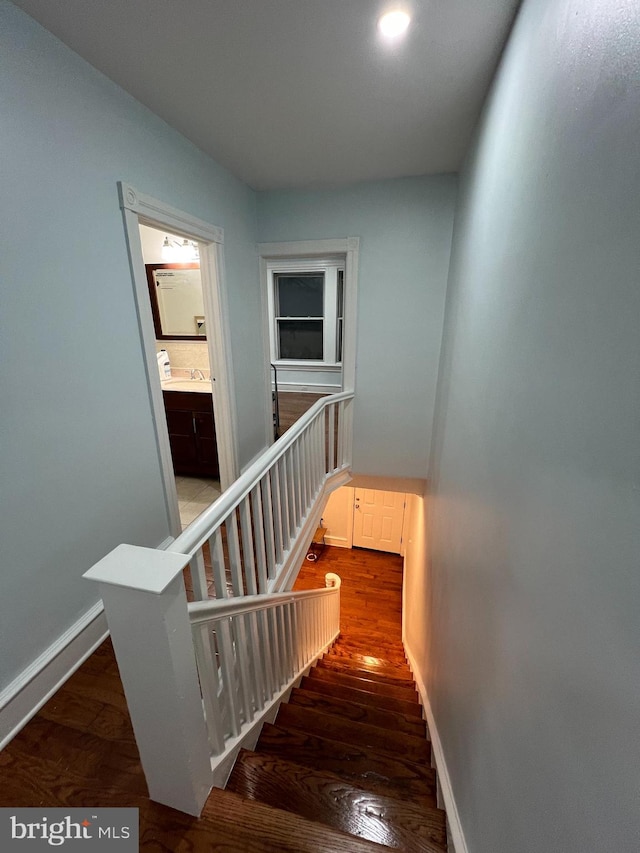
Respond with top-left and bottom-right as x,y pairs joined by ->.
257,176 -> 457,478
421,0 -> 640,850
0,2 -> 262,690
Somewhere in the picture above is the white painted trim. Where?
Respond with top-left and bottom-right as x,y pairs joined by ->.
257,237 -> 360,447
0,604 -> 108,750
277,382 -> 342,394
118,183 -> 238,532
272,362 -> 342,373
119,183 -> 224,244
324,535 -> 351,548
404,642 -> 470,853
271,466 -> 352,592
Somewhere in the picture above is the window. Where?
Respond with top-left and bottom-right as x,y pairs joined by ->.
274,273 -> 324,360
267,258 -> 345,365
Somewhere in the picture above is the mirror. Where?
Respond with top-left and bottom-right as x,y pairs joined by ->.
145,263 -> 206,339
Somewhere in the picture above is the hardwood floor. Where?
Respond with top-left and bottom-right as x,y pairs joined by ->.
275,390 -> 328,435
0,546 -> 444,851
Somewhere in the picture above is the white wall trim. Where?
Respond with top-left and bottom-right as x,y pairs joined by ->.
404,643 -> 470,853
119,183 -> 224,245
257,237 -> 360,448
0,530 -> 178,751
0,603 -> 108,750
118,182 -> 239,538
277,382 -> 342,394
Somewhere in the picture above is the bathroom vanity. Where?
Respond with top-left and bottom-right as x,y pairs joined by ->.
162,386 -> 219,477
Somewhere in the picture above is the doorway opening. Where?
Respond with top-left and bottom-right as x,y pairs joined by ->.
119,182 -> 238,537
138,223 -> 221,529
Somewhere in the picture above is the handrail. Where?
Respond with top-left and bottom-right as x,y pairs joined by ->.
188,573 -> 341,626
83,384 -> 352,816
169,390 -> 353,559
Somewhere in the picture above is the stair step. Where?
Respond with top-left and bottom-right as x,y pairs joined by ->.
333,638 -> 406,658
289,687 -> 427,739
326,647 -> 410,670
318,657 -> 415,686
228,749 -> 447,853
336,631 -> 405,649
194,787 -> 393,853
276,703 -> 430,763
308,666 -> 420,703
257,723 -> 437,807
299,675 -> 423,717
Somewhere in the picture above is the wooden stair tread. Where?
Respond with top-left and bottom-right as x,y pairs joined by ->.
257,723 -> 437,807
317,657 -> 415,686
277,702 -> 430,763
290,687 -> 427,738
308,666 -> 420,702
327,647 -> 410,669
228,749 -> 447,853
299,675 -> 424,717
194,787 -> 395,853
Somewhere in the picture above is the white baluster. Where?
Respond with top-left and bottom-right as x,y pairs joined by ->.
293,440 -> 303,530
278,458 -> 291,554
210,527 -> 243,736
250,484 -> 269,594
328,404 -> 335,473
188,546 -> 209,602
260,474 -> 277,580
270,466 -> 284,568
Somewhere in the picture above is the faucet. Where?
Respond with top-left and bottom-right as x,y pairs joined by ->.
190,368 -> 206,381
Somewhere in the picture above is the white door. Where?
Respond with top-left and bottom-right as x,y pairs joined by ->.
352,489 -> 406,553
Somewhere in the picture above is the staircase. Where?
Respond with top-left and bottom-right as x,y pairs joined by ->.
206,549 -> 447,853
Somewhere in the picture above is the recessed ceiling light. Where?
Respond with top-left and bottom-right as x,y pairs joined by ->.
378,10 -> 411,38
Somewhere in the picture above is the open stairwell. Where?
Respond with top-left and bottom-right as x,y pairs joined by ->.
208,547 -> 448,853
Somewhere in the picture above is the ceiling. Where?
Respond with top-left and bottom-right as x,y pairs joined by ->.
12,0 -> 521,191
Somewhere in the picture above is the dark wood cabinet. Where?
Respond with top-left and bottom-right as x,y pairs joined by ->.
163,390 -> 219,477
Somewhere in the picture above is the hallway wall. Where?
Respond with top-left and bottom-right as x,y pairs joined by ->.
419,0 -> 640,850
258,175 -> 457,479
0,2 -> 261,703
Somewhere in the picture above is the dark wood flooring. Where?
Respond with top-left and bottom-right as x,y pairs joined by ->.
0,546 -> 443,851
275,391 -> 328,435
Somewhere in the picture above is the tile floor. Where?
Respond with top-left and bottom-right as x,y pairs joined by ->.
175,475 -> 222,529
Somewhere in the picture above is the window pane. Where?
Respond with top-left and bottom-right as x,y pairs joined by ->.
337,318 -> 343,362
278,320 -> 323,360
337,270 -> 344,318
276,274 -> 323,317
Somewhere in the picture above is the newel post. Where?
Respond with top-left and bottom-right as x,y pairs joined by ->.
84,544 -> 213,816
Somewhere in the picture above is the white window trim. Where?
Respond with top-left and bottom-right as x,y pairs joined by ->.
258,237 -> 360,447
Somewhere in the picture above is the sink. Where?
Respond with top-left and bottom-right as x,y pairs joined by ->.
161,378 -> 212,393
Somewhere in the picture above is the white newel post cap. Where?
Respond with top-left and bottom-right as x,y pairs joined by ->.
83,543 -> 190,592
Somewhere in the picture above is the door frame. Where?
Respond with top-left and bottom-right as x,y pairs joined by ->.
119,182 -> 238,537
257,237 -> 360,447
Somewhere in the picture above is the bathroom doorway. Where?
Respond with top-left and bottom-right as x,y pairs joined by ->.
138,223 -> 222,529
118,182 -> 237,537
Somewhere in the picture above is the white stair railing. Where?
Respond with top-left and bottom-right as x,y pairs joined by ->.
189,574 -> 341,766
169,390 -> 353,600
84,391 -> 352,816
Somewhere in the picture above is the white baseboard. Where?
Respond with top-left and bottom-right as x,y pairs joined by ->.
0,603 -> 109,750
404,642 -> 469,853
276,383 -> 341,394
324,535 -> 351,548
